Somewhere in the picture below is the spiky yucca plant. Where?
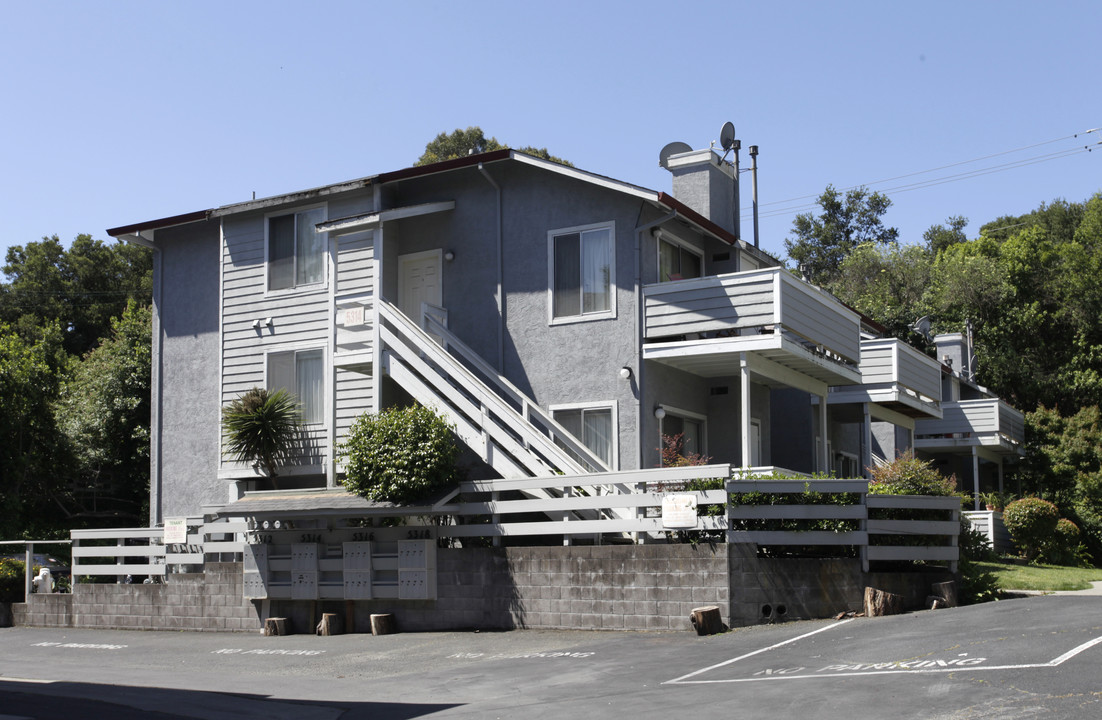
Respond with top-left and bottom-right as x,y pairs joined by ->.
221,387 -> 301,479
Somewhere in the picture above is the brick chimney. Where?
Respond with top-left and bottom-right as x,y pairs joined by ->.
666,148 -> 738,237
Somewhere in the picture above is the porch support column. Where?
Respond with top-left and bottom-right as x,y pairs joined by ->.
818,392 -> 829,474
740,353 -> 752,469
972,446 -> 981,511
862,403 -> 873,479
998,457 -> 1005,495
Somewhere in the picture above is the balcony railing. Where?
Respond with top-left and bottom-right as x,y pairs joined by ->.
643,267 -> 861,367
914,398 -> 1025,449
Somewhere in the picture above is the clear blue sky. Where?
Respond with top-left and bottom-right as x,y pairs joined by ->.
2,0 -> 1099,265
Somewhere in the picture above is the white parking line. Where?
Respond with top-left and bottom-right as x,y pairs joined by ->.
664,620 -> 854,684
665,626 -> 1102,685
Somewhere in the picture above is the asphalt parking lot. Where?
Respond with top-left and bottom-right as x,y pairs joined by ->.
1,593 -> 1101,720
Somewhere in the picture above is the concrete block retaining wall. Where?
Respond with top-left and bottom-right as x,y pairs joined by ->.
728,544 -> 954,626
13,562 -> 260,632
13,547 -> 949,634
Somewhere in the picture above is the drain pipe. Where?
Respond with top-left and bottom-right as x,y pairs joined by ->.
634,210 -> 677,470
479,163 -> 505,371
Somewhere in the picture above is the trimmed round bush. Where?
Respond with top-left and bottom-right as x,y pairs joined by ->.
1003,497 -> 1060,561
341,405 -> 459,505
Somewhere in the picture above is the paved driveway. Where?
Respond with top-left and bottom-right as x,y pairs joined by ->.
1,594 -> 1100,719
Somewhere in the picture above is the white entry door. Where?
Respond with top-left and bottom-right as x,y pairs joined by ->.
398,250 -> 443,325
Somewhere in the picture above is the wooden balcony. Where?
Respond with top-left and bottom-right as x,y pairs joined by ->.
642,268 -> 861,389
914,398 -> 1025,454
828,338 -> 942,418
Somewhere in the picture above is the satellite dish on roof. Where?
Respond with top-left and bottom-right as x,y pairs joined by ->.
720,121 -> 737,153
910,316 -> 932,343
659,141 -> 693,169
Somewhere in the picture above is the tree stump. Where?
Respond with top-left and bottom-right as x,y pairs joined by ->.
263,617 -> 290,636
690,606 -> 724,636
316,613 -> 342,636
932,581 -> 958,608
370,613 -> 397,636
863,587 -> 904,617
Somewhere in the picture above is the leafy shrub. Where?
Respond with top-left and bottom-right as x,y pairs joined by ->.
1041,517 -> 1092,567
341,405 -> 459,504
221,387 -> 301,478
868,453 -> 957,496
958,557 -> 1001,604
1003,497 -> 1060,562
660,433 -> 710,467
0,558 -> 27,603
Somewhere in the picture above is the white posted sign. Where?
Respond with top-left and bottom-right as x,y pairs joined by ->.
163,518 -> 188,544
662,494 -> 699,529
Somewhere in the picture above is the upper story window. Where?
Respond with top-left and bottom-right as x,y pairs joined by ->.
267,348 -> 324,424
549,222 -> 615,323
268,206 -> 326,291
658,234 -> 702,282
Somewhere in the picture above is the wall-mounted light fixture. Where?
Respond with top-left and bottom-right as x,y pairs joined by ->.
620,366 -> 632,380
654,405 -> 666,420
444,250 -> 455,261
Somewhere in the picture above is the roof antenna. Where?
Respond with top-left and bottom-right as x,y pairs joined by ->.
719,121 -> 740,241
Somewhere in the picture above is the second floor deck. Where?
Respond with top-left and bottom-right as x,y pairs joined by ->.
914,398 -> 1025,455
828,338 -> 942,419
642,267 -> 862,388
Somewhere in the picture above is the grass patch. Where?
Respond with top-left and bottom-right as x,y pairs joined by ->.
975,559 -> 1102,592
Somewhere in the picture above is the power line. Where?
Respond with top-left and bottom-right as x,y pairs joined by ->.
755,136 -> 1100,220
751,127 -> 1101,219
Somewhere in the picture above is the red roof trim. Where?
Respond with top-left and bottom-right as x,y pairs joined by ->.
654,192 -> 737,246
376,149 -> 513,184
106,209 -> 211,238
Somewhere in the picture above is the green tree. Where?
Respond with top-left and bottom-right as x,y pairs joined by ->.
923,215 -> 968,255
0,322 -> 70,538
54,302 -> 152,523
784,185 -> 899,287
1018,405 -> 1102,560
221,388 -> 302,482
415,126 -> 572,167
833,242 -> 934,342
2,235 -> 151,356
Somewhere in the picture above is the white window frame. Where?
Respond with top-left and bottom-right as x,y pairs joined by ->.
550,401 -> 618,471
655,229 -> 704,283
265,203 -> 328,294
547,221 -> 616,325
265,345 -> 328,426
657,404 -> 708,461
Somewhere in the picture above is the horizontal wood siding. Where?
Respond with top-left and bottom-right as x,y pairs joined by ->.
858,340 -> 894,384
336,231 -> 374,297
895,341 -> 941,400
335,368 -> 372,457
860,339 -> 941,400
335,232 -> 374,355
777,272 -> 860,363
221,212 -> 332,468
643,270 -> 775,337
916,399 -> 999,436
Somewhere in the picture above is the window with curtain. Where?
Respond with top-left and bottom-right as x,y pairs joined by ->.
268,206 -> 326,291
550,224 -> 613,320
267,348 -> 324,423
553,406 -> 614,468
658,236 -> 702,282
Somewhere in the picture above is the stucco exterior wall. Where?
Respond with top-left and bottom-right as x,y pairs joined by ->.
155,221 -> 223,520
